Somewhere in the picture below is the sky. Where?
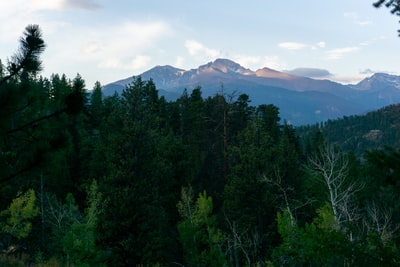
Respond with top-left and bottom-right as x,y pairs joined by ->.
1,0 -> 400,88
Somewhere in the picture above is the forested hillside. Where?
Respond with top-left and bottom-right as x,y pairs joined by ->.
1,25 -> 400,267
297,104 -> 400,157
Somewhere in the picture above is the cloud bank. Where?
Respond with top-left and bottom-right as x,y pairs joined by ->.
279,41 -> 326,50
325,47 -> 359,60
62,0 -> 102,10
285,68 -> 333,79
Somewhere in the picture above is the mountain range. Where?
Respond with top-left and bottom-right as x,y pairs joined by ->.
102,58 -> 400,125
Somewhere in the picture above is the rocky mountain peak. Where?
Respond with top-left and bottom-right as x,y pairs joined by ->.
102,58 -> 400,125
143,65 -> 185,77
255,67 -> 295,80
354,72 -> 400,91
198,58 -> 254,75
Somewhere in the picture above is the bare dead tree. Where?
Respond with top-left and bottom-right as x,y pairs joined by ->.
364,201 -> 400,244
45,194 -> 70,229
224,218 -> 251,267
223,215 -> 266,267
263,170 -> 296,229
262,168 -> 314,227
307,144 -> 363,234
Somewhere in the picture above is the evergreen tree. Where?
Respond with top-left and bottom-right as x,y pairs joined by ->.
223,104 -> 282,265
363,147 -> 400,230
178,87 -> 208,185
98,77 -> 180,265
0,25 -> 46,185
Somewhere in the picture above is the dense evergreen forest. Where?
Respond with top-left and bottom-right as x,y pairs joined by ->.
297,104 -> 400,158
1,25 -> 400,267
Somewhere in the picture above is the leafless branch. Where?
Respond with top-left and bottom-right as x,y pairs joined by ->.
307,144 -> 363,231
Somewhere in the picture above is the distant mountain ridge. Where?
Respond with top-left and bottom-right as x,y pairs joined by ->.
103,58 -> 400,125
350,73 -> 400,91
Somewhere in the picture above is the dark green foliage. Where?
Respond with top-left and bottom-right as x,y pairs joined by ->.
0,25 -> 47,185
272,207 -> 355,266
365,147 -> 400,188
97,77 -> 181,265
363,147 -> 400,227
221,105 -> 303,266
297,104 -> 400,158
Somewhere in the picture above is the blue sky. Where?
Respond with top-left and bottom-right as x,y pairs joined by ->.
1,0 -> 399,88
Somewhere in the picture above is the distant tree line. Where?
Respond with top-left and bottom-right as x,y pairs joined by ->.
297,104 -> 400,158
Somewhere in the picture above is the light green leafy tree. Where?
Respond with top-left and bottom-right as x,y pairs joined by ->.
1,189 -> 39,240
177,186 -> 226,267
45,180 -> 104,266
272,204 -> 352,266
61,180 -> 103,266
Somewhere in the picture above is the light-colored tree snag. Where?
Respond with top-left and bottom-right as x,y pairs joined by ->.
307,144 -> 363,233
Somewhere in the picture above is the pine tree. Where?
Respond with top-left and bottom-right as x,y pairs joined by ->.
97,77 -> 180,265
223,104 -> 282,265
0,25 -> 46,185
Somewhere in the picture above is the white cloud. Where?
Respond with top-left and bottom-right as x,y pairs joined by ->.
0,0 -> 92,14
330,74 -> 369,84
278,42 -> 308,50
82,41 -> 102,55
233,55 -> 261,68
185,40 -> 204,55
325,47 -> 359,60
184,40 -> 220,58
68,20 -> 172,64
0,1 -> 52,43
131,55 -> 151,70
61,0 -> 101,10
263,55 -> 285,70
175,56 -> 185,68
343,12 -> 372,26
356,20 -> 372,26
317,41 -> 326,48
343,12 -> 358,19
279,41 -> 326,51
98,55 -> 151,70
0,0 -> 173,85
39,19 -> 173,86
227,54 -> 284,70
0,0 -> 98,45
26,0 -> 101,10
285,68 -> 333,79
29,0 -> 64,10
311,42 -> 327,50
